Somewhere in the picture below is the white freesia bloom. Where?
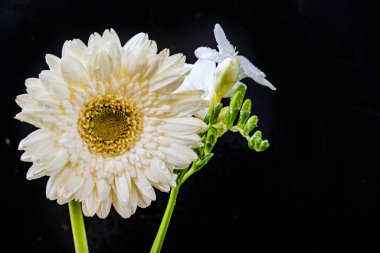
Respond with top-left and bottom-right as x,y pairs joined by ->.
195,23 -> 276,91
16,29 -> 208,218
176,59 -> 216,118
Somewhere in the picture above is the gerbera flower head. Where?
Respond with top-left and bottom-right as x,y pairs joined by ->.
16,29 -> 208,218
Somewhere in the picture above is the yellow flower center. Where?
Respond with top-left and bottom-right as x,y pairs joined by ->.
78,95 -> 143,156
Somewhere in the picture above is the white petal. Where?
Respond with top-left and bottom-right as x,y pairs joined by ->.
45,54 -> 61,72
144,90 -> 208,118
102,29 -> 122,47
124,33 -> 148,51
97,179 -> 111,201
149,55 -> 189,93
62,39 -> 87,63
137,191 -> 152,208
18,128 -> 52,150
195,47 -> 224,63
162,133 -> 203,148
82,189 -> 101,217
157,53 -> 186,74
15,109 -> 59,129
26,164 -> 45,180
75,175 -> 95,201
61,56 -> 90,86
237,55 -> 265,77
252,76 -> 276,90
160,142 -> 198,168
214,23 -> 236,55
105,41 -> 122,73
20,136 -> 57,164
56,169 -> 84,199
112,191 -> 133,218
142,159 -> 171,184
133,170 -> 156,200
87,32 -> 102,55
57,197 -> 71,205
96,198 -> 112,218
92,50 -> 114,81
156,117 -> 207,134
45,148 -> 68,175
114,174 -> 130,205
237,55 -> 276,90
176,59 -> 216,102
39,70 -> 70,99
15,94 -> 31,108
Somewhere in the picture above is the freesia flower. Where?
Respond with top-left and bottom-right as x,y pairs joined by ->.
195,23 -> 276,91
175,59 -> 216,118
16,29 -> 208,218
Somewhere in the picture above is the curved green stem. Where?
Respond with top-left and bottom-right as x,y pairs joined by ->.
150,185 -> 180,253
69,201 -> 89,253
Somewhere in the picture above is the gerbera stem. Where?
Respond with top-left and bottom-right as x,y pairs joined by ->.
150,184 -> 180,253
69,201 -> 89,253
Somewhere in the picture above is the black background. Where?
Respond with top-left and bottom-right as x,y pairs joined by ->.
1,0 -> 379,252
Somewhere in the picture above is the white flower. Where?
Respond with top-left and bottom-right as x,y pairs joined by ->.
195,23 -> 276,91
16,29 -> 208,219
175,59 -> 216,118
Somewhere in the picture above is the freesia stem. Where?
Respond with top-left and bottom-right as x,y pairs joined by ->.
69,201 -> 89,253
150,184 -> 180,253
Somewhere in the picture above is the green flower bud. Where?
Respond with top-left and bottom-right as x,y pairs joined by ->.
217,107 -> 229,123
231,84 -> 246,109
248,131 -> 269,152
252,130 -> 262,139
214,58 -> 240,101
236,99 -> 252,129
258,140 -> 270,152
242,115 -> 258,137
204,127 -> 217,154
204,114 -> 210,124
209,103 -> 223,125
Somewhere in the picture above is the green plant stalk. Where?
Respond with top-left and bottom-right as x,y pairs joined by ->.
150,152 -> 214,252
69,201 -> 89,253
150,179 -> 182,253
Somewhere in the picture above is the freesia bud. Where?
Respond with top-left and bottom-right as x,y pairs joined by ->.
236,99 -> 252,129
213,58 -> 240,102
217,107 -> 229,123
248,131 -> 270,152
204,127 -> 217,154
223,91 -> 243,129
242,115 -> 258,137
209,103 -> 223,125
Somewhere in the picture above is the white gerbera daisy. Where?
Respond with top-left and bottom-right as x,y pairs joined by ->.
16,29 -> 208,218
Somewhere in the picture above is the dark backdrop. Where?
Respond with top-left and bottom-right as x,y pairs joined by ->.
1,0 -> 379,252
